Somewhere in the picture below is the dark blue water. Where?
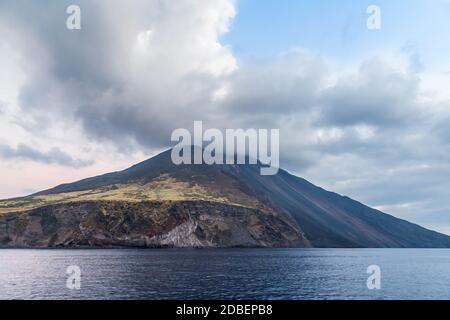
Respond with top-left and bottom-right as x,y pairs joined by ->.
0,249 -> 449,300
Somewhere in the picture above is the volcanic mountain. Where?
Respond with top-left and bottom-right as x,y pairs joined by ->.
1,148 -> 450,248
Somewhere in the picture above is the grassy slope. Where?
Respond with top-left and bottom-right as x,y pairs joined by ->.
0,174 -> 260,214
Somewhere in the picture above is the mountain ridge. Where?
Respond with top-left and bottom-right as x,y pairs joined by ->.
1,148 -> 450,248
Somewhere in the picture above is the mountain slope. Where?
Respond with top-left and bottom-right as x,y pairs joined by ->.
225,165 -> 450,247
1,148 -> 449,248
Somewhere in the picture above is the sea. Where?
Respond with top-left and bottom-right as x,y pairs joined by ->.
0,248 -> 449,300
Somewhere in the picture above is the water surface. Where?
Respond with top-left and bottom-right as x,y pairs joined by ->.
0,249 -> 449,300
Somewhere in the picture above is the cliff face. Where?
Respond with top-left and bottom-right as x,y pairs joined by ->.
0,201 -> 309,248
2,148 -> 450,248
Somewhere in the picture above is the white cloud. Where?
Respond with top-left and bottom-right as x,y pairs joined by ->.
1,0 -> 450,235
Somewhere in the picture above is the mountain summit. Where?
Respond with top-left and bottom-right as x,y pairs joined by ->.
1,149 -> 450,248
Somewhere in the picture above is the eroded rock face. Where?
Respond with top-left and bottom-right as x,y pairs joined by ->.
0,201 -> 310,248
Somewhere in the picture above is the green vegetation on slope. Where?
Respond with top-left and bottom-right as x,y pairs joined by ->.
0,174 -> 259,214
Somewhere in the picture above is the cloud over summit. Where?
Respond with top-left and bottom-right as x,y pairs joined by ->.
1,0 -> 450,233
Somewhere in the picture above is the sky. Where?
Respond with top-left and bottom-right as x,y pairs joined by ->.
224,0 -> 450,66
1,0 -> 450,234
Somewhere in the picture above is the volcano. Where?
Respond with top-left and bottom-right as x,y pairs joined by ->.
1,149 -> 450,248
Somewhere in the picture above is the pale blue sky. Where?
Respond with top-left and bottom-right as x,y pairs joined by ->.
223,0 -> 450,69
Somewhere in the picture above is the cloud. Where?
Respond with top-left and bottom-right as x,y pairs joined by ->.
0,143 -> 93,167
0,0 -> 237,149
1,0 -> 450,234
318,57 -> 422,127
215,51 -> 432,168
221,51 -> 328,117
212,49 -> 450,234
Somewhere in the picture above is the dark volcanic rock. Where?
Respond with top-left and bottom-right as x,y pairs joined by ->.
3,148 -> 450,248
0,201 -> 309,248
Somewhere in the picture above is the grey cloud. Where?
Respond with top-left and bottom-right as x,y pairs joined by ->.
216,52 -> 450,234
2,1 -> 450,234
0,0 -> 236,151
0,1 -> 437,158
432,109 -> 450,145
0,144 -> 93,167
318,58 -> 422,127
222,52 -> 328,117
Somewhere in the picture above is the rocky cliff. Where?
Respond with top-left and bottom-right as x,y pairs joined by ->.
0,200 -> 308,248
1,148 -> 450,248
